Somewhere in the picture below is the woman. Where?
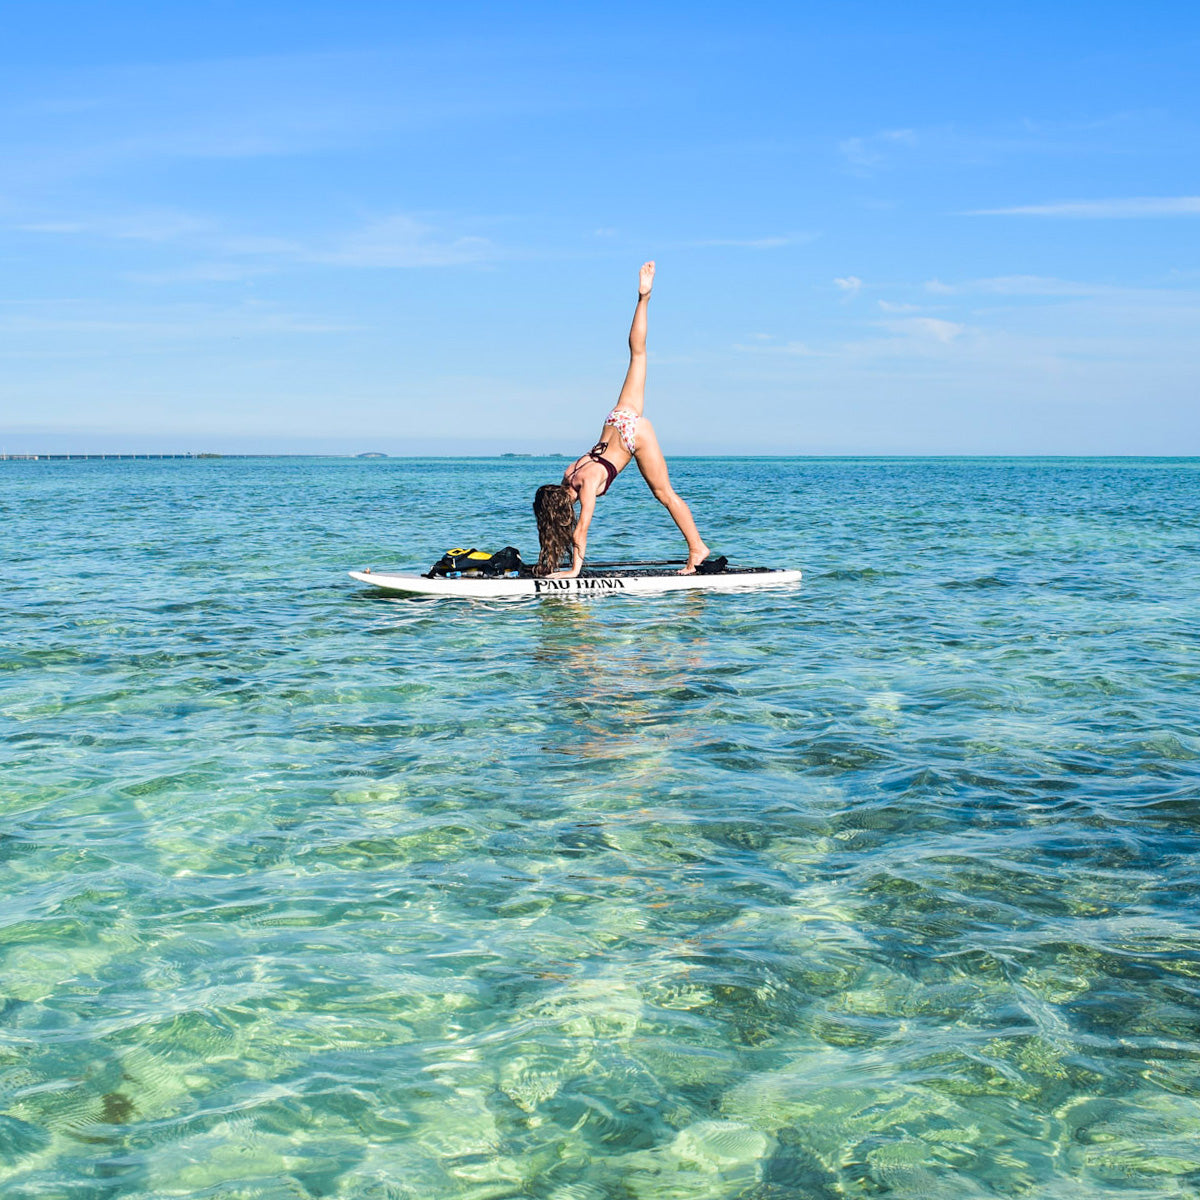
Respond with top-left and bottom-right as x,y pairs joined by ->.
533,262 -> 710,577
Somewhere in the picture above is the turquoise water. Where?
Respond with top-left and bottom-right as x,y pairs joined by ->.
3,456 -> 1200,1199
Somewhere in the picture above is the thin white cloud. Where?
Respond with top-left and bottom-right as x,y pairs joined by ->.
2,48 -> 623,189
967,197 -> 1200,218
733,337 -> 820,356
834,276 -> 862,297
696,233 -> 815,249
883,317 -> 964,344
0,301 -> 358,338
313,215 -> 495,268
985,276 -> 1105,296
925,275 -> 1163,298
124,263 -> 275,284
877,300 -> 922,312
220,235 -> 305,256
839,129 -> 917,170
19,211 -> 213,242
838,115 -> 1162,177
15,209 -> 498,271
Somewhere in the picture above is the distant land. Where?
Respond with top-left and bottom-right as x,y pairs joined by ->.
2,453 -> 203,461
0,451 -> 574,461
0,452 -> 361,461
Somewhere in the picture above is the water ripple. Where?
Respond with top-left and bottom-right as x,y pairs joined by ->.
2,456 -> 1199,1197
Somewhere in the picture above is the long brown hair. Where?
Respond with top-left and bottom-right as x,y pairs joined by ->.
533,484 -> 576,576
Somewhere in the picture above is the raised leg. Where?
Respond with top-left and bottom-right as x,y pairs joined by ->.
633,418 -> 710,573
614,262 -> 655,417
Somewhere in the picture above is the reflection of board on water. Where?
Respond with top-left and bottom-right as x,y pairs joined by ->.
349,565 -> 802,599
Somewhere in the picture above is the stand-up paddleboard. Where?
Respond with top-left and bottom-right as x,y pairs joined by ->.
348,565 -> 801,599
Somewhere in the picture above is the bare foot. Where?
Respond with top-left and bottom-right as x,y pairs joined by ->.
678,541 -> 710,575
638,261 -> 655,297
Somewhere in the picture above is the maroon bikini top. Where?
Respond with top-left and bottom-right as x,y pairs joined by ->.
565,442 -> 619,497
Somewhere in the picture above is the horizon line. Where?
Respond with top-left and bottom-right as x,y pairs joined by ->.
4,452 -> 1200,462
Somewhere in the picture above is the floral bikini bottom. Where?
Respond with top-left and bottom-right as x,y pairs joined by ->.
605,407 -> 640,454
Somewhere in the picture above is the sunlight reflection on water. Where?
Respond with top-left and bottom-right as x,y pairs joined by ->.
1,456 -> 1199,1197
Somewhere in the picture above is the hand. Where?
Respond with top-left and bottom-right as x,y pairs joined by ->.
638,261 -> 655,297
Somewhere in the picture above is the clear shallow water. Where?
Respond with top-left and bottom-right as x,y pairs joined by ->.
2,455 -> 1200,1199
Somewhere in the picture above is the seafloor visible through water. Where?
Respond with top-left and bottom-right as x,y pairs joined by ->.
2,455 -> 1200,1199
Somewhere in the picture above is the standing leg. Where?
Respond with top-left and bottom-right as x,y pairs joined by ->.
614,262 -> 655,418
633,418 -> 710,573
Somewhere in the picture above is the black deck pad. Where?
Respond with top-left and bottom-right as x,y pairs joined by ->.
580,563 -> 768,580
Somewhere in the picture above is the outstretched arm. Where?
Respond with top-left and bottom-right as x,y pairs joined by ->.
615,261 -> 654,416
550,488 -> 596,578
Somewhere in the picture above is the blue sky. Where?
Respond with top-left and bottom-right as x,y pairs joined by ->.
2,1 -> 1198,454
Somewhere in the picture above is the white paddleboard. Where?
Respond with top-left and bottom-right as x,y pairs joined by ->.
349,566 -> 801,599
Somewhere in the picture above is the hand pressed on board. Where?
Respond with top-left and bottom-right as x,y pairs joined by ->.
549,549 -> 583,578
